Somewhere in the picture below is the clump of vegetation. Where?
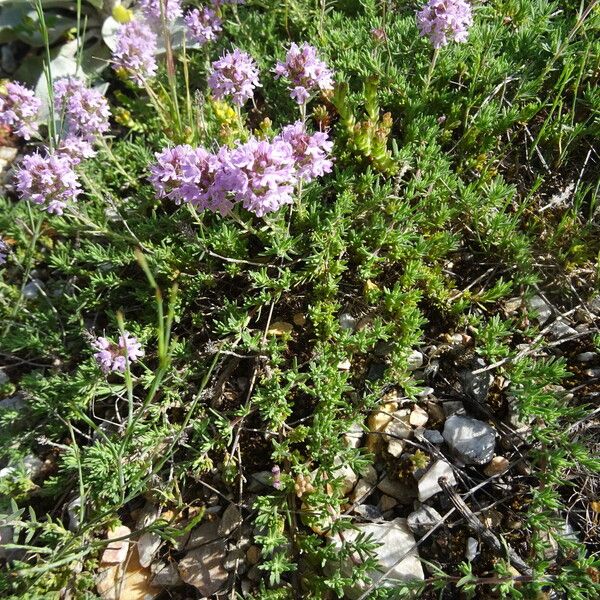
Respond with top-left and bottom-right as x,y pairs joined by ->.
0,1 -> 599,599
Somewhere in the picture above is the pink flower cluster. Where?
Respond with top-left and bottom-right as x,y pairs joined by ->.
0,82 -> 42,140
16,152 -> 82,215
92,331 -> 145,373
274,42 -> 334,104
139,0 -> 183,24
54,77 -> 110,160
208,49 -> 261,106
150,121 -> 332,217
113,19 -> 158,86
185,7 -> 222,46
416,0 -> 473,49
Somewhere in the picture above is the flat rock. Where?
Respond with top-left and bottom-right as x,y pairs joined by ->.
377,475 -> 417,503
351,478 -> 374,503
410,405 -> 429,427
423,429 -> 444,445
407,350 -> 423,371
462,358 -> 493,402
0,395 -> 26,411
528,295 -> 553,324
443,415 -> 496,465
442,401 -> 465,417
219,503 -> 242,537
331,518 -> 424,598
383,410 -> 412,441
343,422 -> 364,449
181,516 -> 221,551
417,460 -> 456,502
548,319 -> 577,340
352,504 -> 382,521
407,505 -> 443,537
102,526 -> 131,564
339,313 -> 357,331
96,550 -> 159,600
178,539 -> 228,596
136,504 -> 161,568
150,561 -> 182,587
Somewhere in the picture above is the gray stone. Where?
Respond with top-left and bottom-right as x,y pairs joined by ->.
417,460 -> 456,502
0,525 -> 14,559
443,415 -> 496,465
383,411 -> 412,441
576,352 -> 596,363
387,438 -> 405,457
352,504 -> 382,521
248,471 -> 272,491
181,517 -> 221,551
351,478 -> 374,503
23,279 -> 44,300
465,537 -> 479,561
331,518 -> 424,599
151,561 -> 182,587
416,386 -> 435,398
219,503 -> 242,537
0,395 -> 26,411
67,497 -> 82,532
333,456 -> 359,495
407,350 -> 424,371
339,313 -> 357,331
0,369 -> 8,386
378,494 -> 398,513
1,454 -> 43,480
376,475 -> 417,503
224,548 -> 247,573
585,368 -> 600,378
136,503 -> 161,567
528,295 -> 553,324
463,358 -> 493,402
343,422 -> 364,449
178,539 -> 228,596
407,505 -> 443,537
548,319 -> 577,340
443,401 -> 465,417
423,429 -> 444,445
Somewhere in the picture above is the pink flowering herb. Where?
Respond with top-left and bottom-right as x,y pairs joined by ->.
208,48 -> 260,106
92,331 -> 144,373
226,137 -> 297,217
16,151 -> 82,215
113,19 -> 158,86
185,7 -> 222,45
139,0 -> 183,24
0,82 -> 41,140
149,144 -> 233,214
274,42 -> 334,104
54,77 -> 110,145
276,121 -> 333,182
416,0 -> 473,49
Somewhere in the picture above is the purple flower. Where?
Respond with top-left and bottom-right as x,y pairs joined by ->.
274,42 -> 334,104
0,82 -> 41,140
54,77 -> 110,145
0,237 -> 9,266
226,137 -> 297,217
15,151 -> 82,215
149,145 -> 234,215
185,7 -> 222,45
208,49 -> 260,106
92,331 -> 144,373
113,19 -> 158,86
416,0 -> 473,49
276,121 -> 333,182
56,136 -> 96,166
139,0 -> 183,24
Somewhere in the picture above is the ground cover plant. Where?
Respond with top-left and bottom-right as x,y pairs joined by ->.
0,0 -> 599,598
